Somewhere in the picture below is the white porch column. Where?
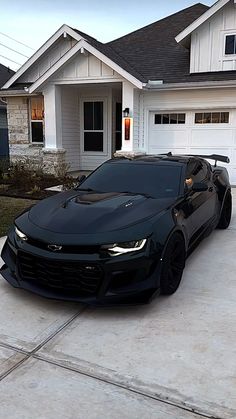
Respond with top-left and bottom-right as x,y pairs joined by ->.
43,84 -> 62,149
121,81 -> 134,152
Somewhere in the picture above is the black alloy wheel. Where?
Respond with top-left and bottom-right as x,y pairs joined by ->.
217,191 -> 232,229
160,233 -> 186,295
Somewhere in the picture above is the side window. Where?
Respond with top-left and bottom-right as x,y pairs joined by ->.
185,160 -> 209,189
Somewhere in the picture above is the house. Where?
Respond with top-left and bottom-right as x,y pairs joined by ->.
0,63 -> 14,160
1,0 -> 236,182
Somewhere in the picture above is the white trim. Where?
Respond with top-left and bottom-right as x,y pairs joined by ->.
83,43 -> 143,89
2,25 -> 84,89
176,0 -> 230,44
51,78 -> 124,84
144,80 -> 236,91
28,40 -> 142,93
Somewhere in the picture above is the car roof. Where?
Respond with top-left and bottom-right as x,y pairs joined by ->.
108,154 -> 198,166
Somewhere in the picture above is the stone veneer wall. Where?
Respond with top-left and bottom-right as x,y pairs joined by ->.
6,96 -> 66,175
7,97 -> 29,144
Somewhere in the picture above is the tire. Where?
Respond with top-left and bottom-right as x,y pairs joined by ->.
217,191 -> 232,230
160,233 -> 186,295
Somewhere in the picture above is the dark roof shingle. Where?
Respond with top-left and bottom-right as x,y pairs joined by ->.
0,63 -> 15,88
107,3 -> 210,84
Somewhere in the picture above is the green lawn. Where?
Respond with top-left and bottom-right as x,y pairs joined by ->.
0,197 -> 37,237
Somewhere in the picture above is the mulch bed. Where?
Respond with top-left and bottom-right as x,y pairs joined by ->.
0,177 -> 62,200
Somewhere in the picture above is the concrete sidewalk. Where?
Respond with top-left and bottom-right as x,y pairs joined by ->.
0,192 -> 236,418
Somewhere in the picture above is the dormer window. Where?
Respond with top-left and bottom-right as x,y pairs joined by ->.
225,35 -> 236,55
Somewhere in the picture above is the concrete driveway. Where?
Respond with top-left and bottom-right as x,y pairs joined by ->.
0,192 -> 236,419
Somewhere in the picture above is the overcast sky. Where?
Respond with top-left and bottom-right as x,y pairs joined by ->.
0,0 -> 215,71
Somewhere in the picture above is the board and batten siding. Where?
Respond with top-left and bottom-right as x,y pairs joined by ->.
17,37 -> 77,84
52,52 -> 122,82
190,0 -> 236,73
61,87 -> 80,172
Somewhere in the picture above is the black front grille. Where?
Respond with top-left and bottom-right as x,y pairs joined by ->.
18,251 -> 103,295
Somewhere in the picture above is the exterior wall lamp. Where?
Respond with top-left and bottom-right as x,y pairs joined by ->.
123,108 -> 130,117
123,108 -> 131,141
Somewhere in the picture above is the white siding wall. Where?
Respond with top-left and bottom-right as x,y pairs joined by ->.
190,0 -> 236,73
61,87 -> 80,172
18,37 -> 77,83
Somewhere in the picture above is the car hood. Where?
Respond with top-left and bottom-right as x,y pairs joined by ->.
27,190 -> 175,235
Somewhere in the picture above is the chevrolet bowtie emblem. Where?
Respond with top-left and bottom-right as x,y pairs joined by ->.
48,244 -> 62,252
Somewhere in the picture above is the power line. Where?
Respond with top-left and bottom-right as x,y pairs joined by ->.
0,31 -> 34,51
0,42 -> 29,58
0,53 -> 22,66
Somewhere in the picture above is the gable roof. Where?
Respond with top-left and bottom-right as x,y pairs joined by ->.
176,0 -> 229,45
0,63 -> 14,88
72,28 -> 146,82
28,39 -> 143,93
108,3 -> 209,84
4,3 -> 236,91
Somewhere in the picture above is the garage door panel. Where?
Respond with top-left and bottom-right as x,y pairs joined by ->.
189,147 -> 231,156
148,110 -> 236,184
149,130 -> 188,149
191,129 -> 233,147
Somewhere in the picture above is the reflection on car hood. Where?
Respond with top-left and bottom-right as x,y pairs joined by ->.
28,190 -> 175,234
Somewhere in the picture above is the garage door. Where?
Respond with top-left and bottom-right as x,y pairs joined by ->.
148,110 -> 236,184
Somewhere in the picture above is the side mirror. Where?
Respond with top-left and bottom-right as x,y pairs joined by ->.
192,182 -> 208,192
77,174 -> 86,184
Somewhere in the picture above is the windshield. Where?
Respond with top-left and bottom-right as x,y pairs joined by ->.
78,162 -> 182,198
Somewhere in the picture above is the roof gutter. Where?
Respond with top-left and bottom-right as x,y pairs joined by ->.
143,79 -> 236,91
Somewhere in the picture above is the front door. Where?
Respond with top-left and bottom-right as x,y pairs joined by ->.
81,98 -> 109,170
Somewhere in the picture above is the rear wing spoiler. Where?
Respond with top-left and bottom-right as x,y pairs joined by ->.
190,154 -> 230,167
162,152 -> 230,167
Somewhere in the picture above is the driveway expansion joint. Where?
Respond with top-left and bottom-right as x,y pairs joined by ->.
0,305 -> 88,382
32,354 -> 222,419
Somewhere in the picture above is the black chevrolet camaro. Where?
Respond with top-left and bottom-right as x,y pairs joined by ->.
0,154 -> 232,305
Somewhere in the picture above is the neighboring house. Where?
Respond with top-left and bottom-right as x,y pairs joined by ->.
2,1 -> 236,182
0,63 -> 14,160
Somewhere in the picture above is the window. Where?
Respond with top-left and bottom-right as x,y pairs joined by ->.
185,160 -> 210,188
225,35 -> 236,55
30,97 -> 44,143
195,112 -> 229,124
84,101 -> 103,152
78,163 -> 182,198
155,113 -> 185,124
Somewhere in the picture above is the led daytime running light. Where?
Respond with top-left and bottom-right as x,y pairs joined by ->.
15,226 -> 28,241
106,239 -> 147,256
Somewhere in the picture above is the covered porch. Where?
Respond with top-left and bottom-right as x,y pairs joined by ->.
42,80 -> 138,172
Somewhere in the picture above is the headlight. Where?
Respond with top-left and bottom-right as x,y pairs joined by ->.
101,239 -> 147,256
15,226 -> 28,241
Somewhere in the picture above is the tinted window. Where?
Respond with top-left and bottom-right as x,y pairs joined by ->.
186,160 -> 209,184
78,163 -> 182,198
